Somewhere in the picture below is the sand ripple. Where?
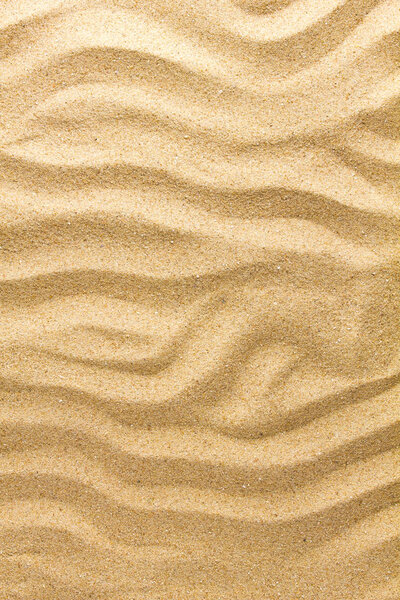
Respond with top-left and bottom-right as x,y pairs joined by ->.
0,1 -> 399,598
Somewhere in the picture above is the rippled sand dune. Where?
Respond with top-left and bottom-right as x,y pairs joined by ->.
0,1 -> 399,598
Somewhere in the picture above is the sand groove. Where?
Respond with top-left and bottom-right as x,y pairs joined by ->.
0,0 -> 399,598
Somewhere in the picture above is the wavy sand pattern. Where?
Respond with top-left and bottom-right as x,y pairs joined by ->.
0,1 -> 399,598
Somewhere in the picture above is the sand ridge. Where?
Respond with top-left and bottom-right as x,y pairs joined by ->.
0,0 -> 399,598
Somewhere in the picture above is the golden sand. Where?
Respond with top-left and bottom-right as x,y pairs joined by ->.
0,1 -> 399,598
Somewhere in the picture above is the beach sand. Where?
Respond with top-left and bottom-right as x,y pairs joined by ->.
0,1 -> 399,598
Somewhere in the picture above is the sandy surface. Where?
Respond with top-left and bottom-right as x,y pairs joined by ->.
0,1 -> 399,598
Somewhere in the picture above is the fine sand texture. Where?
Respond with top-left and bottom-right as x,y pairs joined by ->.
0,1 -> 399,598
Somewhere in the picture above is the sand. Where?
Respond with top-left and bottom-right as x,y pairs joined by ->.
0,1 -> 399,598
